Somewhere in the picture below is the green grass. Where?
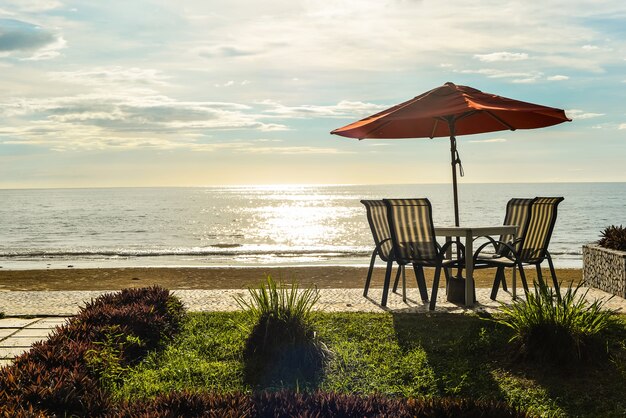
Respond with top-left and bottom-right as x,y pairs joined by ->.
114,312 -> 626,418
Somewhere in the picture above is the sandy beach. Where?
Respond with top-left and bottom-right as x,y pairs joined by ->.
0,266 -> 582,291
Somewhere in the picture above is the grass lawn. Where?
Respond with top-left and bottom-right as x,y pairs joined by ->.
114,311 -> 626,418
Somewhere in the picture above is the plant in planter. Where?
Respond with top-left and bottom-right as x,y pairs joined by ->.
582,225 -> 626,298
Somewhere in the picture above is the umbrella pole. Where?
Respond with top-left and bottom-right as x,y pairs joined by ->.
448,122 -> 460,227
448,121 -> 463,278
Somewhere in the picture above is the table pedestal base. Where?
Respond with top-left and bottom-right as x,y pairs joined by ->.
446,277 -> 476,304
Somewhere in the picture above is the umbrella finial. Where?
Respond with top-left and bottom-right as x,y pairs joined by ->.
444,82 -> 456,88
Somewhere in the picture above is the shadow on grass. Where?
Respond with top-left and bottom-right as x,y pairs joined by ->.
391,312 -> 626,417
497,317 -> 626,417
391,312 -> 508,401
241,317 -> 329,391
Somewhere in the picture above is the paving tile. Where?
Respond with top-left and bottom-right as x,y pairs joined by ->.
11,328 -> 52,338
0,359 -> 14,367
0,328 -> 17,339
0,346 -> 29,359
0,318 -> 40,328
1,337 -> 45,347
29,317 -> 70,328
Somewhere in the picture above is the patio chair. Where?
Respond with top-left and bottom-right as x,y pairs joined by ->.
474,198 -> 536,298
473,197 -> 564,300
383,198 -> 463,310
360,200 -> 401,298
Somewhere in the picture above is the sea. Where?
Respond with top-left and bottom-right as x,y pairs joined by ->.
0,183 -> 624,270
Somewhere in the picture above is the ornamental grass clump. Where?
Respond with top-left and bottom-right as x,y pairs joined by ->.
496,280 -> 617,366
235,275 -> 330,387
598,225 -> 626,251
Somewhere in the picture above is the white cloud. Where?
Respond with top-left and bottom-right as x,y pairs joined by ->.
582,45 -> 599,50
474,52 -> 529,62
457,68 -> 543,83
50,67 -> 171,86
0,0 -> 61,13
547,75 -> 569,81
619,124 -> 626,130
566,109 -> 605,120
238,146 -> 349,155
468,138 -> 507,143
260,100 -> 387,118
0,86 -> 293,150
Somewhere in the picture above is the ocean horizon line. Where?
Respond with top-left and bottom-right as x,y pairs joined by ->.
1,180 -> 625,192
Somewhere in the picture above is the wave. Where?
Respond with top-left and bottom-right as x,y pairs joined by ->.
0,245 -> 372,259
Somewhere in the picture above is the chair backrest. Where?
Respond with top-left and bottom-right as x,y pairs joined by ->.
361,200 -> 393,261
498,198 -> 536,255
518,197 -> 564,262
383,198 -> 438,264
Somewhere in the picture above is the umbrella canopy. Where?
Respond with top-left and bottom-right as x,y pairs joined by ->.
331,82 -> 570,139
331,82 -> 571,226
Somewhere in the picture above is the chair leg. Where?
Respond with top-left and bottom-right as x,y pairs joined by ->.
535,264 -> 545,287
364,250 -> 377,297
413,264 -> 429,302
501,269 -> 508,291
402,265 -> 407,302
443,266 -> 451,287
518,264 -> 529,294
490,266 -> 505,300
429,265 -> 442,311
381,260 -> 394,307
547,254 -> 561,301
392,266 -> 402,293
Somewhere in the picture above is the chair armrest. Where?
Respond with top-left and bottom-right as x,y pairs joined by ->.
473,239 -> 518,263
439,240 -> 466,263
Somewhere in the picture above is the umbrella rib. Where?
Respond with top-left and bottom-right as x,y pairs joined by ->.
484,110 -> 516,130
430,119 -> 439,138
359,119 -> 394,139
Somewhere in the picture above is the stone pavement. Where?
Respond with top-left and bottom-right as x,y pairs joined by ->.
1,287 -> 624,364
0,317 -> 69,366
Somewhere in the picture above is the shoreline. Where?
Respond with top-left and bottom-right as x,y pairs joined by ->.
0,266 -> 583,292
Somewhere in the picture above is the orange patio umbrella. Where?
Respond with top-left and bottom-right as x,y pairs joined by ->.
331,82 -> 571,226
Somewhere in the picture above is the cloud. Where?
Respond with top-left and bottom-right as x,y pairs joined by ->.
260,100 -> 387,118
0,85 -> 293,150
1,0 -> 61,12
547,75 -> 569,81
198,45 -> 257,58
214,80 -> 250,88
468,138 -> 507,143
238,146 -> 349,155
582,44 -> 599,50
456,68 -> 542,83
566,109 -> 605,120
619,124 -> 626,130
50,67 -> 171,86
474,52 -> 529,62
0,19 -> 65,59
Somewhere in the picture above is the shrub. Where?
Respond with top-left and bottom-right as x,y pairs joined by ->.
495,280 -> 617,365
0,286 -> 185,417
234,275 -> 330,387
598,225 -> 626,251
113,390 -> 531,417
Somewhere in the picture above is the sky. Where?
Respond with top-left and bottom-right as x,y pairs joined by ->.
0,0 -> 625,188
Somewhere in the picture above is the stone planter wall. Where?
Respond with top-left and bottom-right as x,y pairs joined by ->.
582,244 -> 626,298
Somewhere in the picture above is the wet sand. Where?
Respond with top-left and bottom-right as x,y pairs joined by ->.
0,266 -> 582,291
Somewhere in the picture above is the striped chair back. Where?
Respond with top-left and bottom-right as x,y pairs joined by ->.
361,200 -> 393,262
498,198 -> 536,255
518,197 -> 564,262
383,198 -> 438,263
